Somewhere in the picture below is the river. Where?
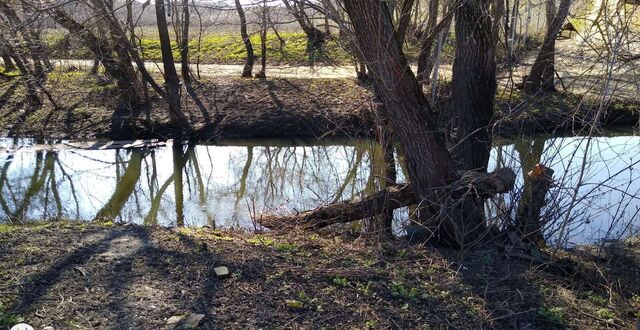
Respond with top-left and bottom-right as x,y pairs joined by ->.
1,133 -> 638,246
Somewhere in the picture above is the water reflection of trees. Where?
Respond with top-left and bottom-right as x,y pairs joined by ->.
0,140 -> 380,228
4,136 -> 635,245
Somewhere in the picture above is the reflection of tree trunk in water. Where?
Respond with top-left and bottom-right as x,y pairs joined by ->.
331,147 -> 364,203
188,147 -> 214,227
363,109 -> 397,238
234,147 -> 253,218
11,152 -> 52,221
144,175 -> 174,226
53,157 -> 79,218
94,152 -> 143,221
47,154 -> 63,217
0,158 -> 15,217
513,139 -> 553,247
173,144 -> 187,227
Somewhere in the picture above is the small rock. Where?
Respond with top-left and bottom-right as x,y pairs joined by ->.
43,327 -> 55,330
166,315 -> 186,325
178,313 -> 205,329
214,266 -> 229,278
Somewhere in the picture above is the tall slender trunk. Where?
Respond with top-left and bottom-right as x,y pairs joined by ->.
155,0 -> 189,128
126,0 -> 135,44
255,0 -> 267,78
491,0 -> 506,49
234,0 -> 254,77
180,0 -> 191,85
417,0 -> 454,85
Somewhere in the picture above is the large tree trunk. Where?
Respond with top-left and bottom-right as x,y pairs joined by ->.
234,0 -> 254,77
450,0 -> 497,173
344,0 -> 498,247
448,0 -> 497,238
523,0 -> 572,94
155,0 -> 190,128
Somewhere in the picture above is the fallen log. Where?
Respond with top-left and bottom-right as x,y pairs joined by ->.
257,168 -> 516,230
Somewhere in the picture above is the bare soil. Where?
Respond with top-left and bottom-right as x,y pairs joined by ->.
0,74 -> 374,141
0,222 -> 639,329
1,71 -> 637,142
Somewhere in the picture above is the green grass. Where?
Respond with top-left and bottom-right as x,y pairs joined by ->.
47,31 -> 353,65
45,29 -> 458,65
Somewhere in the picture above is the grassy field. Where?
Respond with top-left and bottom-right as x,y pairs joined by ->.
46,31 -> 353,65
44,28 -> 457,65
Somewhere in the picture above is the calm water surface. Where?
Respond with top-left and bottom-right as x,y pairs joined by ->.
1,134 -> 639,245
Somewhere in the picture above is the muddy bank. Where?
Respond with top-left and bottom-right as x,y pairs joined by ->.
0,72 -> 637,141
0,222 -> 638,329
0,75 -> 374,141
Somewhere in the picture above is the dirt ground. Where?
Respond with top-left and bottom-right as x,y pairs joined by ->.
0,222 -> 639,329
0,73 -> 374,141
1,70 -> 638,142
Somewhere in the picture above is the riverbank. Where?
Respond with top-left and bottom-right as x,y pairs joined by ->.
0,69 -> 638,141
0,221 -> 638,329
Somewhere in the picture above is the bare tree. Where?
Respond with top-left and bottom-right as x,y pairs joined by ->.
234,0 -> 255,77
155,0 -> 190,129
523,0 -> 573,93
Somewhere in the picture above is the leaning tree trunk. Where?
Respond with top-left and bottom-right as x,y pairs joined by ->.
234,0 -> 254,77
49,8 -> 141,105
155,0 -> 190,129
396,0 -> 416,45
523,0 -> 572,94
